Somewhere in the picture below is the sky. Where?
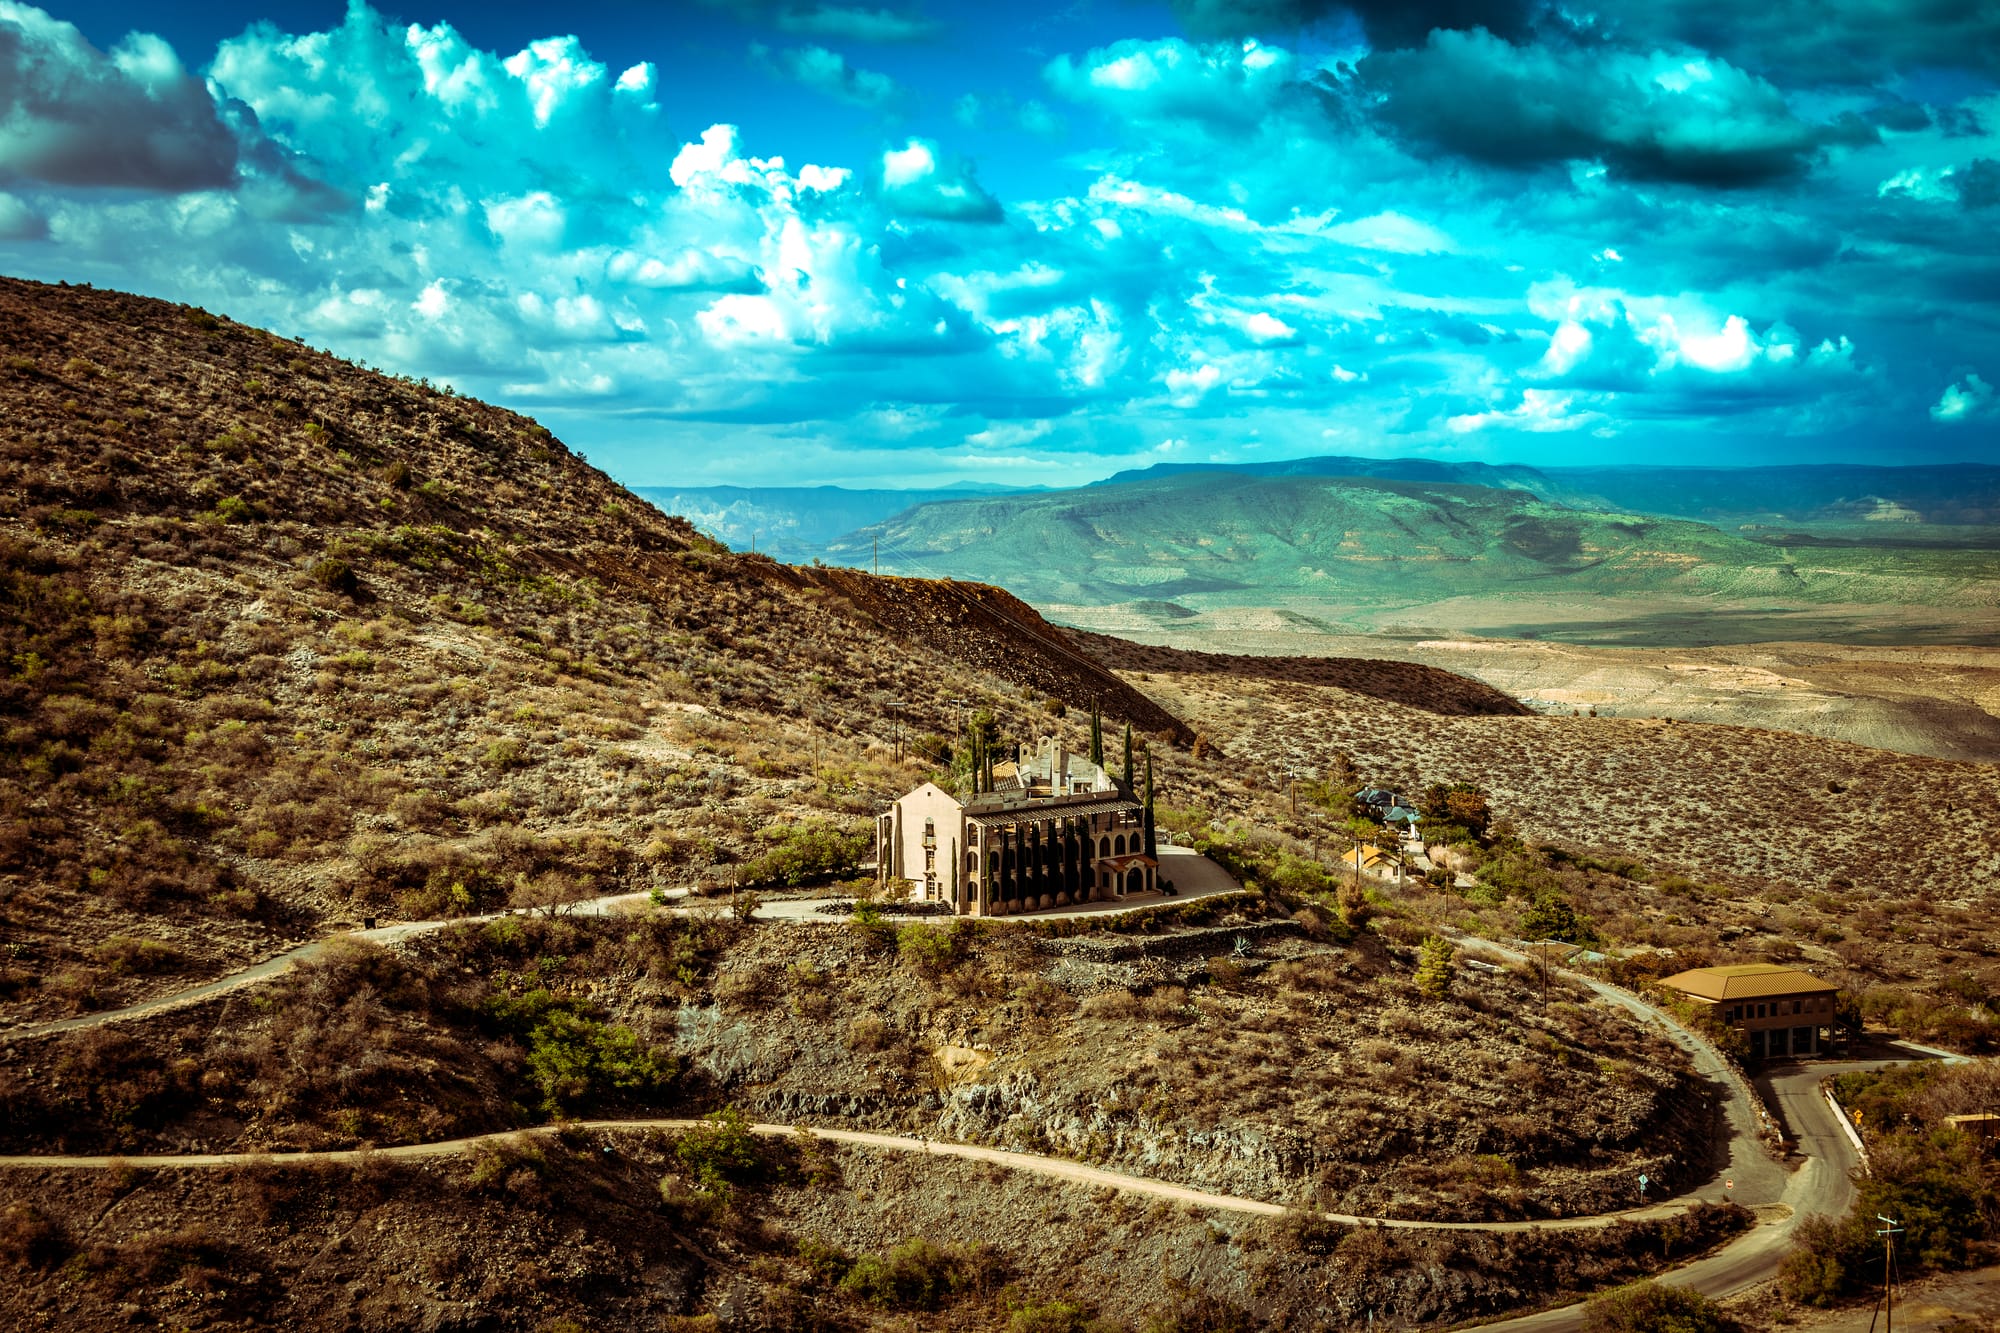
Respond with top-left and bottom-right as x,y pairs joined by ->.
2,0 -> 1999,488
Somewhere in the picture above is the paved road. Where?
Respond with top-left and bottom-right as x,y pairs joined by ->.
1447,932 -> 1787,1205
1471,1055 -> 1893,1329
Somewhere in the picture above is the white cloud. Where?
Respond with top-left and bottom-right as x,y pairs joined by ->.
1045,37 -> 1292,127
879,138 -> 1002,220
1447,388 -> 1596,434
756,44 -> 904,109
1931,373 -> 1995,423
1321,210 -> 1457,254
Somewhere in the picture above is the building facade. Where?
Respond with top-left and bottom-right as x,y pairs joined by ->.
1657,963 -> 1840,1060
875,737 -> 1156,916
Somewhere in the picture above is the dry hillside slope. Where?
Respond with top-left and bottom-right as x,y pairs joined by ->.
0,276 -> 1187,1023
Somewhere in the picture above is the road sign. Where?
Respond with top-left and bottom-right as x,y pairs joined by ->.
1725,1179 -> 1734,1191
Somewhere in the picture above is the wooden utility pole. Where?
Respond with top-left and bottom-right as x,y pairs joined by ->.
873,535 -> 878,576
1876,1214 -> 1902,1333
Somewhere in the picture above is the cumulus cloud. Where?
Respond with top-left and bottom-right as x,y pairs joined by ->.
1932,373 -> 1996,423
1447,387 -> 1597,434
755,43 -> 904,108
1045,36 -> 1293,128
0,189 -> 44,239
1361,29 -> 1865,186
879,138 -> 1002,220
0,0 -> 1987,482
1525,278 -> 1864,421
0,3 -> 242,189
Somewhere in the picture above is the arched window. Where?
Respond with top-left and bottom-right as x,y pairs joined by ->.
923,818 -> 935,837
1114,834 -> 1126,856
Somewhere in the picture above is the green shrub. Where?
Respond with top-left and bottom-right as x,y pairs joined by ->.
1009,1295 -> 1115,1333
674,1106 -> 766,1197
850,900 -> 897,952
94,936 -> 182,976
211,495 -> 256,524
839,1238 -> 979,1311
1519,892 -> 1592,944
482,739 -> 525,771
1582,1280 -> 1737,1332
898,919 -> 977,977
736,820 -> 868,887
309,557 -> 358,595
486,988 -> 673,1113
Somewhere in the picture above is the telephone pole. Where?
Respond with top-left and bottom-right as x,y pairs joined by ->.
873,535 -> 879,576
1875,1213 -> 1902,1333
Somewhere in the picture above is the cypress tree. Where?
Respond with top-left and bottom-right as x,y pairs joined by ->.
1122,723 -> 1134,795
1089,703 -> 1103,767
1143,749 -> 1157,859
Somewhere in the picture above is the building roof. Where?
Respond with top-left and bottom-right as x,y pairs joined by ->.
1657,963 -> 1838,1002
964,795 -> 1140,827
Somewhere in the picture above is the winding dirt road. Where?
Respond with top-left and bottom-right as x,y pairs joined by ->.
0,891 -> 655,1043
0,1117 -> 1755,1236
0,899 -> 1911,1325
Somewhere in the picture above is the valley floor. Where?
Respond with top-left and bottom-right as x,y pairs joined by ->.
1054,615 -> 2000,762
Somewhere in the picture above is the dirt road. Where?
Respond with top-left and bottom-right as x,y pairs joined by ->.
0,1117 -> 1753,1236
3,850 -> 1243,1041
0,890 -> 655,1043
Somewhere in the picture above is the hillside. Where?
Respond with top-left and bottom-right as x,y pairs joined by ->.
0,275 -> 1177,1024
830,471 -> 2000,644
7,276 -> 2000,1330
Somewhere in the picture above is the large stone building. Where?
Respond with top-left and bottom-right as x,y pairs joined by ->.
875,736 -> 1156,916
1657,963 -> 1840,1060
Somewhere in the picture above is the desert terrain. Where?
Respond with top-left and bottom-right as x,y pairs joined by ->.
1054,608 -> 2000,764
3,275 -> 1997,1331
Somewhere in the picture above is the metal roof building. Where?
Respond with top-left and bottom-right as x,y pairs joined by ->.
1657,963 -> 1839,1061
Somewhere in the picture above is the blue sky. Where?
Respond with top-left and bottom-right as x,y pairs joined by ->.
3,0 -> 1998,487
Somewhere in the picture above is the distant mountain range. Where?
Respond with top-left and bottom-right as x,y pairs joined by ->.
818,468 -> 2000,643
1540,463 -> 2000,529
1091,455 -> 1563,495
1094,456 -> 2000,529
633,457 -> 2000,643
630,482 -> 1039,558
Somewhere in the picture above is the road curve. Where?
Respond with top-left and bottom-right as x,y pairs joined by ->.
1473,1062 -> 1887,1330
0,1117 -> 1751,1236
0,891 -> 655,1043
